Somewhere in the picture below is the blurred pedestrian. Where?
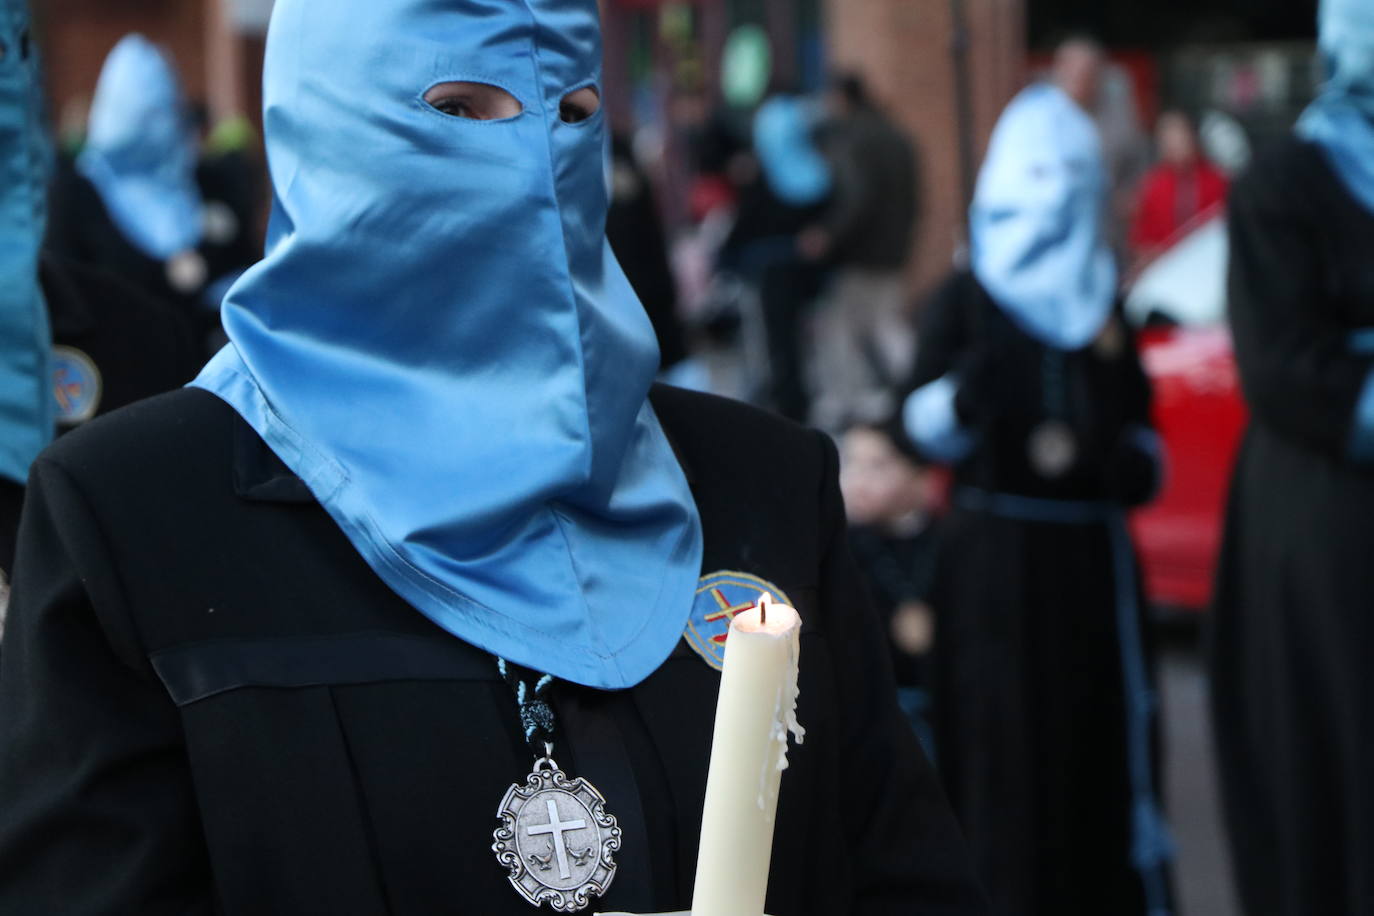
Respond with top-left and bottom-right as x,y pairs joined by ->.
46,35 -> 256,355
902,82 -> 1173,916
1210,1 -> 1374,913
1130,110 -> 1229,259
716,87 -> 831,421
0,0 -> 53,579
803,73 -> 920,431
840,420 -> 941,757
1053,35 -> 1150,255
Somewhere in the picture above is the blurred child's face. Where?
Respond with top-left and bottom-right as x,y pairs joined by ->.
1157,113 -> 1199,166
840,428 -> 929,527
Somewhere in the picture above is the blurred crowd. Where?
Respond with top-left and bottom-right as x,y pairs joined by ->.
3,0 -> 1373,913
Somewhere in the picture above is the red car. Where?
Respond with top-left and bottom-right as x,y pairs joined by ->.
1126,213 -> 1247,612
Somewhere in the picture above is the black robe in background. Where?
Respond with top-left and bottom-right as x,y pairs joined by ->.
909,272 -> 1167,916
45,157 -> 260,356
606,135 -> 688,372
0,259 -> 200,577
1210,136 -> 1374,916
848,520 -> 940,689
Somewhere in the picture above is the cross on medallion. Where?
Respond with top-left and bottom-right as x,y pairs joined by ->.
526,799 -> 587,880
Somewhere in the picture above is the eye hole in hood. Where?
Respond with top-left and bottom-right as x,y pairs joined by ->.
424,81 -> 523,122
559,86 -> 600,124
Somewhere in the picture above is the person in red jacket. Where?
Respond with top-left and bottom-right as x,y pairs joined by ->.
1130,110 -> 1228,258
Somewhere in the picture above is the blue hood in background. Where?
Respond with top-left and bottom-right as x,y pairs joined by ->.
77,34 -> 203,260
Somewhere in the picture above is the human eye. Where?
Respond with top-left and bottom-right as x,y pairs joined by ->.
429,95 -> 477,119
559,87 -> 601,124
423,82 -> 522,122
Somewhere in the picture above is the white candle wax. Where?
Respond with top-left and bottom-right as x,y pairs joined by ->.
690,595 -> 805,916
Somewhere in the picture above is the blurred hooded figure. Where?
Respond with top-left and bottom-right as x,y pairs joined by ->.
717,89 -> 832,421
901,82 -> 1172,916
1210,1 -> 1374,913
0,13 -> 200,593
0,0 -> 52,577
803,72 -> 920,433
0,2 -> 986,913
46,35 -> 257,350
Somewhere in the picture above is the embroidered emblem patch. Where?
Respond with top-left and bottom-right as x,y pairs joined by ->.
684,571 -> 792,671
52,345 -> 102,427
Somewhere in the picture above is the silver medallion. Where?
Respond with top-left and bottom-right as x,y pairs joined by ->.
493,757 -> 622,912
1028,420 -> 1078,478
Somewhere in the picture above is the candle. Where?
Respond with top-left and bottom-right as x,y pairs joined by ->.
689,593 -> 805,916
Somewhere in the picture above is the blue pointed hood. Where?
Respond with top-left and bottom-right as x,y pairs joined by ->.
192,0 -> 703,689
1297,0 -> 1374,214
970,84 -> 1117,351
0,0 -> 53,486
754,95 -> 832,207
77,34 -> 203,260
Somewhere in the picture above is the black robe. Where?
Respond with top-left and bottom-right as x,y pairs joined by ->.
45,157 -> 260,355
908,272 -> 1169,916
0,258 -> 200,576
606,135 -> 688,372
1210,136 -> 1374,916
0,385 -> 987,915
847,520 -> 941,690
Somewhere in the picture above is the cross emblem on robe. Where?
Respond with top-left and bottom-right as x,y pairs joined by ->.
704,588 -> 758,644
527,799 -> 587,880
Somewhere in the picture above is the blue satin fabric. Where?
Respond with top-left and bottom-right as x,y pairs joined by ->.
193,0 -> 703,689
77,35 -> 203,260
1297,0 -> 1374,215
970,84 -> 1117,351
0,0 -> 53,486
754,95 -> 832,206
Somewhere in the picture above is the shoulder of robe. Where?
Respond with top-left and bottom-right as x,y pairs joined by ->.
38,388 -> 236,500
650,383 -> 831,485
651,383 -> 809,439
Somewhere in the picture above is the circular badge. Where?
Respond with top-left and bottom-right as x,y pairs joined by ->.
52,345 -> 102,427
1028,420 -> 1078,479
685,571 -> 793,671
165,250 -> 209,294
493,760 -> 621,913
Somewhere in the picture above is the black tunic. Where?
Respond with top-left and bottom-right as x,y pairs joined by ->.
847,521 -> 940,689
0,258 -> 200,577
45,159 -> 260,354
908,272 -> 1168,916
606,135 -> 688,372
41,254 -> 202,430
0,385 -> 987,915
1210,136 -> 1374,916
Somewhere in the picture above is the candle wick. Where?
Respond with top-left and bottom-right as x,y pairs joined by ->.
760,593 -> 769,626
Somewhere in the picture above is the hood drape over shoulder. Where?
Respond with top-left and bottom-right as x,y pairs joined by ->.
193,0 -> 703,689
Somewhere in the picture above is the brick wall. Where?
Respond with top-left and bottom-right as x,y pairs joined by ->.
37,0 -> 209,125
